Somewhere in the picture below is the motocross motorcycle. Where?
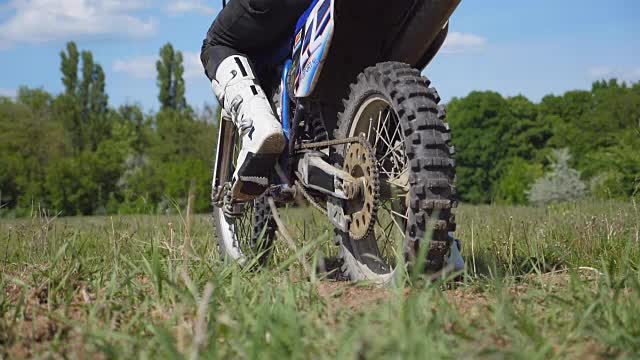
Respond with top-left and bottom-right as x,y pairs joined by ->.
212,0 -> 461,283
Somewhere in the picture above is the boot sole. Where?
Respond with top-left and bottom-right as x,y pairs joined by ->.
232,133 -> 285,200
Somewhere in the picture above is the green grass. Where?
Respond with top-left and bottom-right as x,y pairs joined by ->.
1,201 -> 639,359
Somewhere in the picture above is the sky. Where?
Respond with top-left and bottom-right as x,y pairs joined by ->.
0,0 -> 638,111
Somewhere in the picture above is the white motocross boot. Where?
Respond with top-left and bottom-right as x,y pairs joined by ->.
212,55 -> 286,201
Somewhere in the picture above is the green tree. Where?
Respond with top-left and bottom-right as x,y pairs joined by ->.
52,93 -> 83,151
157,43 -> 187,111
87,64 -> 111,150
494,157 -> 543,205
45,154 -> 98,215
447,91 -> 511,203
57,46 -> 110,152
1,42 -> 223,217
73,50 -> 111,151
60,42 -> 79,96
59,42 -> 84,150
118,104 -> 150,155
152,109 -> 211,162
0,89 -> 67,212
79,50 -> 94,117
504,95 -> 552,162
588,140 -> 640,200
91,64 -> 108,115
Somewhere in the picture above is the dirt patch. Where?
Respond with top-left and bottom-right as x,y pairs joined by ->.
317,282 -> 390,310
1,279 -> 98,359
444,287 -> 489,318
315,280 -> 494,321
316,281 -> 393,324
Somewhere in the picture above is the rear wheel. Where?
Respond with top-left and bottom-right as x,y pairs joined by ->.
334,62 -> 457,283
212,118 -> 275,264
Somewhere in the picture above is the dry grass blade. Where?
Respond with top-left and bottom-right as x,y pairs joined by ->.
190,283 -> 214,360
183,184 -> 195,261
1,201 -> 638,358
267,197 -> 313,277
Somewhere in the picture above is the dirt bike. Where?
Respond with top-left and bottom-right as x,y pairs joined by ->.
212,0 -> 461,283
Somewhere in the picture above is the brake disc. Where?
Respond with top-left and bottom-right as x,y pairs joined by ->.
343,139 -> 380,241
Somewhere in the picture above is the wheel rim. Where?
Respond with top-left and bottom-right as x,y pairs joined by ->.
347,95 -> 409,272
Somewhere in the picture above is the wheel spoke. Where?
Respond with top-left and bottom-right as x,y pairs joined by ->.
374,118 -> 394,150
377,141 -> 404,168
375,215 -> 396,259
373,109 -> 383,150
381,202 -> 407,235
389,117 -> 402,144
365,105 -> 409,263
390,209 -> 409,221
374,112 -> 407,179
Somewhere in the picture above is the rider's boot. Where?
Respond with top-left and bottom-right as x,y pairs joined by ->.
211,55 -> 286,201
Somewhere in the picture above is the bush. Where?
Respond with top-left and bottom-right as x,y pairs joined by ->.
527,148 -> 587,205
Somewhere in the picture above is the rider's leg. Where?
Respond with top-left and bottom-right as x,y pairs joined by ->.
201,0 -> 312,200
212,53 -> 284,200
201,0 -> 312,78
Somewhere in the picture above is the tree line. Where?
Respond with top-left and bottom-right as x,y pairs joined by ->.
0,42 -> 218,217
1,41 -> 638,217
447,80 -> 640,204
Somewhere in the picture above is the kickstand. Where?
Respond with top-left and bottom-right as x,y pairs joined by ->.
266,197 -> 312,277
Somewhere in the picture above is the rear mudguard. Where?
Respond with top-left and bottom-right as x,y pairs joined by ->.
387,0 -> 461,68
414,22 -> 449,70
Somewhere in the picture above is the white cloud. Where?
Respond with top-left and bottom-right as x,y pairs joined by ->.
0,0 -> 157,47
113,51 -> 204,80
0,88 -> 16,98
183,51 -> 205,79
113,55 -> 157,79
442,32 -> 487,54
165,0 -> 215,15
588,66 -> 640,82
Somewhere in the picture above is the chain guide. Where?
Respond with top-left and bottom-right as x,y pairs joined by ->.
295,135 -> 380,241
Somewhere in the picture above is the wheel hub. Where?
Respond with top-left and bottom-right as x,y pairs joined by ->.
343,139 -> 380,241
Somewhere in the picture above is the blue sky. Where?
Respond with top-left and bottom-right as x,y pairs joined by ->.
0,0 -> 638,111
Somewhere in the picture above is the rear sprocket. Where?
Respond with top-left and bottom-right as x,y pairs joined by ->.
343,139 -> 379,241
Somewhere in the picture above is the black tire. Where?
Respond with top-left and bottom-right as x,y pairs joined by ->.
212,117 -> 276,265
213,196 -> 275,265
251,196 -> 277,263
334,62 -> 457,283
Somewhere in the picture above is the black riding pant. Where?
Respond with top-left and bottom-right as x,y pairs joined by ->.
200,0 -> 313,81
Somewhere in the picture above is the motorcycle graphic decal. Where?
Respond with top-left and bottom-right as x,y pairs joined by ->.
294,0 -> 334,97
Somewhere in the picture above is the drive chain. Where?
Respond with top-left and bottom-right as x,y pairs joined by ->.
295,180 -> 328,216
295,136 -> 362,151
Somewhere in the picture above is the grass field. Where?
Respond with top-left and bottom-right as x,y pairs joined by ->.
1,201 -> 639,359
